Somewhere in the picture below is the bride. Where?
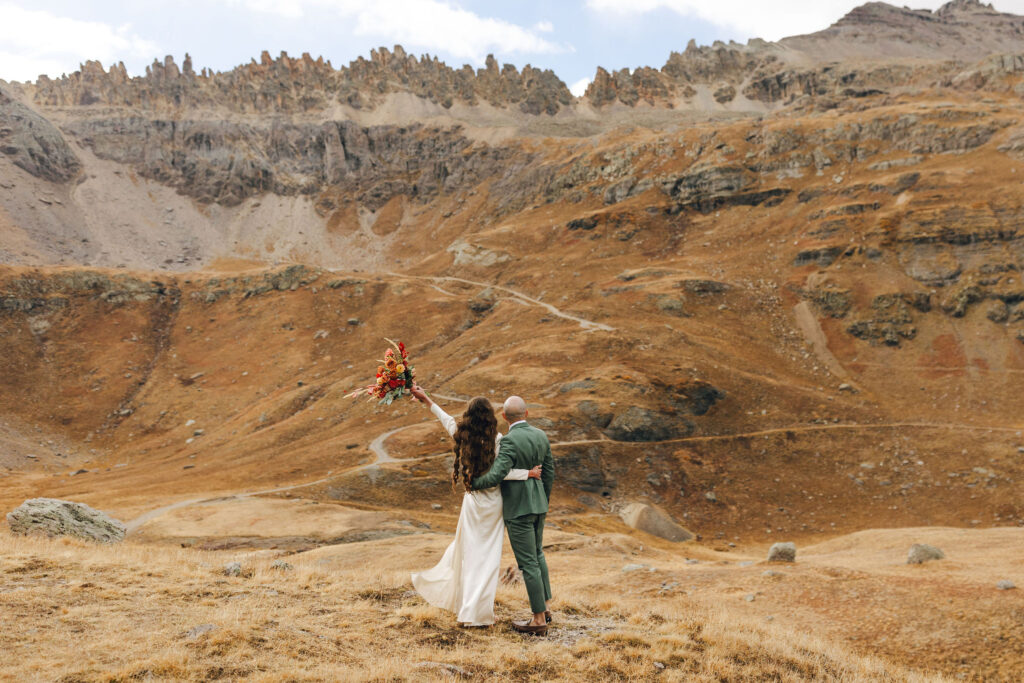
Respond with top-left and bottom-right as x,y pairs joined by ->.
408,384 -> 541,627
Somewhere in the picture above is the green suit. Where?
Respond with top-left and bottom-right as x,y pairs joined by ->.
473,421 -> 555,614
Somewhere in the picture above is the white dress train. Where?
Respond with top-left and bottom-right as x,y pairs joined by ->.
410,404 -> 528,626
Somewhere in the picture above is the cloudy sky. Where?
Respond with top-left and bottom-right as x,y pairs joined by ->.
1,0 -> 1022,94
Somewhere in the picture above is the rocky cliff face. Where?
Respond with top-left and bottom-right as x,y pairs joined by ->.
59,116 -> 519,207
0,86 -> 80,182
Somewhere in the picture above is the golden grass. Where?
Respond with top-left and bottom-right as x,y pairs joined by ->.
0,530 -> 951,682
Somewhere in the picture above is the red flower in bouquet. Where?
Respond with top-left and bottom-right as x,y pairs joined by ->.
345,338 -> 416,405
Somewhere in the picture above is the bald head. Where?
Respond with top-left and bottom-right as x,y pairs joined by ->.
502,395 -> 528,423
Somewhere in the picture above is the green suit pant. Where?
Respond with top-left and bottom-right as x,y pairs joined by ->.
505,513 -> 551,614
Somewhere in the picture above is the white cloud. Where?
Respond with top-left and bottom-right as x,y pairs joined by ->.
228,0 -> 566,63
534,20 -> 554,33
0,2 -> 158,81
584,0 -> 1016,42
569,77 -> 591,97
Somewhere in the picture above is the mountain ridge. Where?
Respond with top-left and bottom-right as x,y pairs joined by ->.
5,0 -> 1023,118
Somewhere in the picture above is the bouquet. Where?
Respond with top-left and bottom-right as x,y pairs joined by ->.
346,338 -> 415,405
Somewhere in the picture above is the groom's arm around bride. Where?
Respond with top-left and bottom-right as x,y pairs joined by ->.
472,396 -> 555,634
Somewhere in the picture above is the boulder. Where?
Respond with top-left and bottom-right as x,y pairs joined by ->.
907,543 -> 944,564
619,503 -> 694,542
997,580 -> 1016,590
6,498 -> 125,543
767,542 -> 797,562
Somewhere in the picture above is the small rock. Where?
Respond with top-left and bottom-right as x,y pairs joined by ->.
704,491 -> 718,503
193,429 -> 204,437
838,383 -> 854,392
762,570 -> 782,577
270,560 -> 294,572
654,662 -> 666,670
71,469 -> 88,476
182,465 -> 195,470
622,563 -> 651,573
997,580 -> 1016,590
744,594 -> 756,602
347,318 -> 360,326
431,503 -> 442,510
223,561 -> 243,577
685,559 -> 700,565
767,542 -> 796,562
186,624 -> 217,640
907,543 -> 945,564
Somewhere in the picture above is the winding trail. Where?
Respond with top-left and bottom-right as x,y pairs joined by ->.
386,272 -> 615,332
125,417 -> 1016,533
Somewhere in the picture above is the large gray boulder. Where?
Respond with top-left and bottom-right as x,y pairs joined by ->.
907,543 -> 945,564
603,407 -> 693,442
619,503 -> 693,542
6,498 -> 126,543
767,542 -> 797,562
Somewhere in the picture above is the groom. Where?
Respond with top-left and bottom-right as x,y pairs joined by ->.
472,395 -> 555,635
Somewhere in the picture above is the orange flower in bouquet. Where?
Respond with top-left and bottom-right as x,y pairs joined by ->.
345,338 -> 415,405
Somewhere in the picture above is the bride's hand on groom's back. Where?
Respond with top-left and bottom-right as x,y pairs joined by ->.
528,465 -> 542,479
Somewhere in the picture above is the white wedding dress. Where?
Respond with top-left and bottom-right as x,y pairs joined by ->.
410,404 -> 529,626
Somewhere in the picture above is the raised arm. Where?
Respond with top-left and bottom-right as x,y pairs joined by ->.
429,403 -> 457,437
409,384 -> 457,437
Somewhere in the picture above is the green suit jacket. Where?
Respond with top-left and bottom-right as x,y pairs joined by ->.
472,421 -> 554,520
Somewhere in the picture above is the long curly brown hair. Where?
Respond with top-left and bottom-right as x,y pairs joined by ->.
452,397 -> 498,491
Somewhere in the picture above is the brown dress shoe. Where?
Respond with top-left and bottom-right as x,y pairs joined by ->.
511,620 -> 548,636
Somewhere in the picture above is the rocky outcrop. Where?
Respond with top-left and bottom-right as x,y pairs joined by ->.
661,164 -> 789,214
559,445 -> 614,494
0,86 -> 80,182
604,406 -> 693,442
0,271 -> 179,310
33,48 -> 573,116
7,498 -> 126,542
846,293 -> 926,346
